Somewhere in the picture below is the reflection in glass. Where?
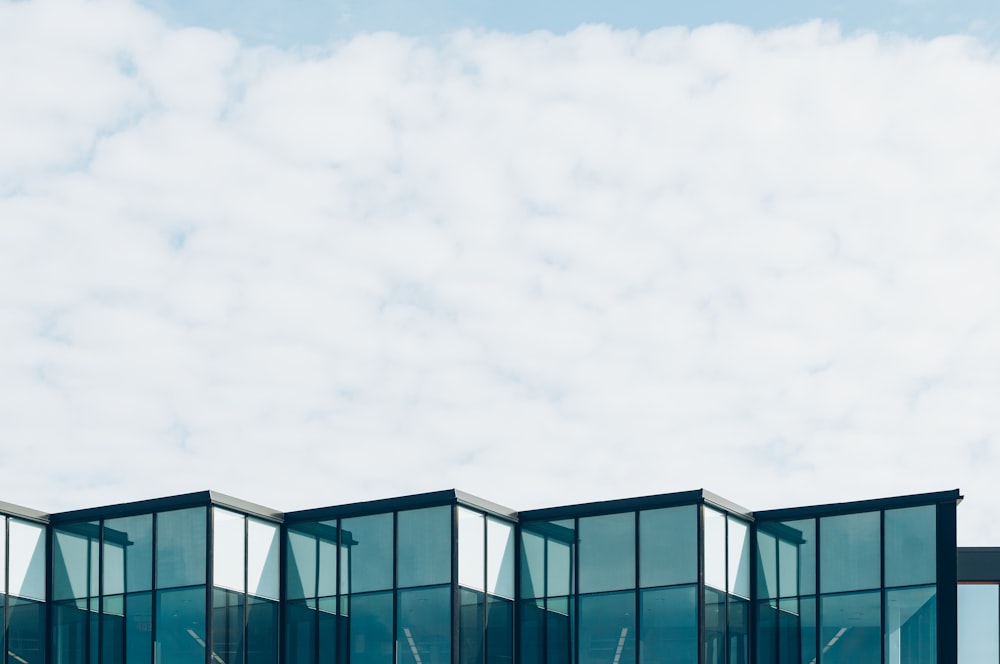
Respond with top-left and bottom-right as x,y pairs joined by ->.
886,586 -> 936,664
398,585 -> 452,664
287,529 -> 317,600
8,519 -> 47,600
156,508 -> 207,589
285,599 -> 317,664
249,518 -> 281,600
548,539 -> 573,598
546,596 -> 572,664
487,595 -> 514,664
704,508 -> 727,592
213,587 -> 245,664
640,585 -> 697,664
461,588 -> 485,664
640,506 -> 697,588
248,596 -> 280,664
397,507 -> 452,588
8,596 -> 46,664
820,512 -> 880,594
884,506 -> 936,588
579,591 -> 636,664
487,518 -> 516,600
704,587 -> 726,664
343,514 -> 394,593
52,601 -> 88,664
757,531 -> 778,600
53,525 -> 97,601
519,599 -> 545,664
959,584 -> 999,664
214,508 -> 246,593
794,597 -> 817,664
103,594 -> 125,664
579,513 -> 635,594
729,518 -> 751,599
520,531 -> 545,600
155,586 -> 206,662
350,591 -> 393,664
105,514 -> 153,594
820,591 -> 880,664
125,592 -> 153,664
459,508 -> 486,591
729,596 -> 750,664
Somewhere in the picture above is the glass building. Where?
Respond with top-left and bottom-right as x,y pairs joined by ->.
0,487 -> 988,663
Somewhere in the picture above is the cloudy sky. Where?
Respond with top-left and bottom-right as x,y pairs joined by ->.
1,0 -> 998,544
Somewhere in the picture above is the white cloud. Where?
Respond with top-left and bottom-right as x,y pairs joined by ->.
1,1 -> 999,542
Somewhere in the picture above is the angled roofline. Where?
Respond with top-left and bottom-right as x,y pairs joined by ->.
0,500 -> 49,523
49,490 -> 283,524
958,547 -> 1000,583
455,490 -> 518,520
753,489 -> 962,521
518,489 -> 750,521
285,489 -> 458,522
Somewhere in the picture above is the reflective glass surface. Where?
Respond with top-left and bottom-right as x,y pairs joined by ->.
730,597 -> 750,664
459,508 -> 486,591
703,508 -> 727,592
820,591 -> 880,664
794,597 -> 817,664
780,519 -> 815,597
546,596 -> 573,664
213,587 -> 246,663
639,505 -> 697,588
155,586 -> 206,662
285,600 -> 317,664
397,506 -> 452,588
287,529 -> 317,600
729,518 -> 751,599
214,508 -> 246,593
820,512 -> 880,594
8,596 -> 46,664
156,508 -> 207,588
886,586 -> 936,664
579,513 -> 635,594
520,530 -> 545,599
704,587 -> 726,664
487,517 -> 516,600
125,592 -> 153,664
461,588 -> 485,664
247,596 -> 280,664
317,523 -> 338,599
103,594 -> 125,664
640,585 -> 697,664
8,519 -> 47,600
343,513 -> 394,594
53,526 -> 97,601
757,530 -> 778,600
548,537 -> 573,598
487,595 -> 514,664
248,518 -> 281,600
519,599 -> 545,664
105,514 -> 153,594
398,585 -> 452,664
52,601 -> 88,664
958,583 -> 999,664
350,591 -> 393,664
579,591 -> 636,664
884,506 -> 936,588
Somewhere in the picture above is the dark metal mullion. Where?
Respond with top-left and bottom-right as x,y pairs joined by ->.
243,516 -> 249,664
633,511 -> 640,664
482,512 -> 489,664
206,507 -> 214,664
698,505 -> 705,664
724,515 -> 730,664
749,522 -> 757,664
392,511 -> 399,664
573,517 -> 579,664
880,509 -> 886,664
814,518 -> 821,664
315,532 -> 321,664
97,521 -> 104,664
151,513 -> 158,664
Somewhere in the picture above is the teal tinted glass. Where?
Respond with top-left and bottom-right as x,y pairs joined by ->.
703,508 -> 727,592
779,519 -> 815,597
155,586 -> 206,660
105,514 -> 153,594
819,512 -> 879,593
343,513 -> 394,593
578,512 -> 635,593
704,587 -> 726,664
350,591 -> 393,664
884,505 -> 936,588
959,584 -> 999,664
398,586 -> 452,664
520,530 -> 545,599
397,506 -> 452,588
53,525 -> 98,601
820,591 -> 880,664
756,530 -> 778,600
885,586 -> 936,664
640,585 -> 697,664
579,591 -> 636,664
156,508 -> 207,588
125,592 -> 153,664
640,505 -> 697,588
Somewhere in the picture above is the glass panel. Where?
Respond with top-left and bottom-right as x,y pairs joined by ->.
795,597 -> 817,664
460,588 -> 485,664
729,596 -> 750,664
729,518 -> 751,599
126,592 -> 153,664
398,585 -> 452,664
343,513 -> 394,593
287,529 -> 317,600
487,595 -> 514,664
487,518 -> 515,599
959,584 -> 999,664
53,526 -> 96,601
704,587 -> 726,664
156,508 -> 207,588
248,518 -> 281,600
519,599 -> 545,664
640,505 -> 697,588
284,600 -> 317,664
0,519 -> 5,593
886,586 -> 936,664
317,524 -> 338,599
546,596 -> 573,664
548,539 -> 573,598
214,508 -> 246,593
397,506 -> 452,588
52,601 -> 88,664
884,506 -> 936,588
318,597 -> 344,664
780,519 -> 815,597
819,512 -> 880,593
459,508 -> 486,591
247,596 -> 280,664
105,514 -> 153,593
757,530 -> 778,599
640,585 -> 697,664
757,600 -> 779,664
155,586 -> 207,662
579,591 -> 636,664
820,591 -> 880,664
9,519 -> 47,600
213,587 -> 245,664
8,596 -> 46,664
704,508 -> 727,592
520,530 -> 545,599
579,513 -> 635,594
350,591 -> 394,664
103,594 -> 125,664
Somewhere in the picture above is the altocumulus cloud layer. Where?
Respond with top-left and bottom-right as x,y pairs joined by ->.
2,0 -> 999,541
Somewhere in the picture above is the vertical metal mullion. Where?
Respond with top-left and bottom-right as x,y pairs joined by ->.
634,511 -> 640,664
749,521 -> 756,664
315,531 -> 321,664
392,511 -> 399,664
573,517 -> 579,664
724,514 -> 730,664
483,511 -> 489,664
243,516 -> 249,664
814,518 -> 821,664
98,522 -> 104,664
880,510 -> 886,664
206,507 -> 214,664
151,513 -> 158,664
451,504 -> 460,664
698,504 -> 705,664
